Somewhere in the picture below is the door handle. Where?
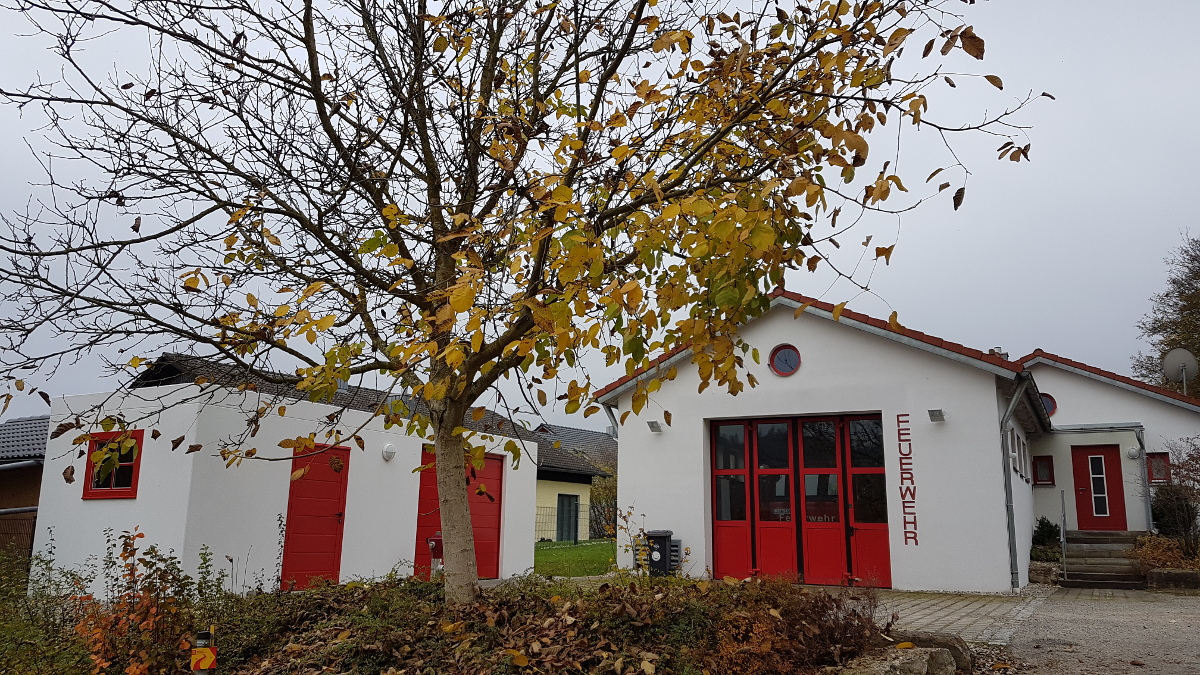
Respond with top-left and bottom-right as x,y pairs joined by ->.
335,511 -> 344,523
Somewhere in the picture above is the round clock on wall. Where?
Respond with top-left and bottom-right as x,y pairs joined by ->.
769,344 -> 801,376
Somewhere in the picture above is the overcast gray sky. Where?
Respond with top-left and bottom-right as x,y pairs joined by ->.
0,1 -> 1195,427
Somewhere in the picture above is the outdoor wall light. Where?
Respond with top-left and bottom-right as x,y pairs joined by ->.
1127,446 -> 1142,460
382,444 -> 396,462
927,409 -> 946,422
647,421 -> 663,433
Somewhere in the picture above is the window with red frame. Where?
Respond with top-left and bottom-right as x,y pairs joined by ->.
1147,452 -> 1172,484
1032,455 -> 1055,486
82,430 -> 144,499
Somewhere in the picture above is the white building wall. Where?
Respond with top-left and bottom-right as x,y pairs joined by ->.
34,388 -> 202,584
613,306 -> 1020,593
36,385 -> 537,590
1027,364 -> 1200,454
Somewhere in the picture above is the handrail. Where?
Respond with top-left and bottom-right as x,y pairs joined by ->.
1060,489 -> 1068,582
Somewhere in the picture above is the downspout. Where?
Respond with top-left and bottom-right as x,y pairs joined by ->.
602,403 -> 619,439
1135,428 -> 1152,532
1000,374 -> 1030,591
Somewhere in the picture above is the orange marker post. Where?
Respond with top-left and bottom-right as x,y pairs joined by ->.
191,627 -> 216,673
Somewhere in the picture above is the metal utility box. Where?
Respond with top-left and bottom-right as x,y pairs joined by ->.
644,529 -> 674,577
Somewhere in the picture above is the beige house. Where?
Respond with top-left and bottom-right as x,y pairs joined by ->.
534,424 -> 616,542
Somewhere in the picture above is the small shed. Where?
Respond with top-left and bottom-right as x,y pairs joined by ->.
0,415 -> 49,556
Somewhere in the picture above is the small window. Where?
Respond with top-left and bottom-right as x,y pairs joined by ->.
1147,452 -> 1172,484
1040,393 -> 1057,417
768,344 -> 801,376
82,430 -> 145,500
1032,456 -> 1055,486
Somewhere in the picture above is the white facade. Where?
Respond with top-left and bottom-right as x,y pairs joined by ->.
604,299 -> 1039,593
602,294 -> 1200,593
34,385 -> 536,590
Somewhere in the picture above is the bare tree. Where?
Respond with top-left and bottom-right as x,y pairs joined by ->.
0,0 -> 1038,601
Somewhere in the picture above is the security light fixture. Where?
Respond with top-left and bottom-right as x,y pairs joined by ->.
1127,446 -> 1142,460
927,409 -> 946,422
382,444 -> 396,462
647,421 -> 663,433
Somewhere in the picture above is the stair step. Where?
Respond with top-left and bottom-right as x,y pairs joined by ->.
1065,530 -> 1147,545
1065,544 -> 1135,557
1065,559 -> 1137,569
1060,578 -> 1148,590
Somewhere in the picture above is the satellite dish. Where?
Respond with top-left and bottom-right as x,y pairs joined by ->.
1163,348 -> 1199,395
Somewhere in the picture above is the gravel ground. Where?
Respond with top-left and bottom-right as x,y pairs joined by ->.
1003,589 -> 1200,674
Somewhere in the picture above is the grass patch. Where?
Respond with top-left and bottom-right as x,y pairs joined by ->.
534,539 -> 616,577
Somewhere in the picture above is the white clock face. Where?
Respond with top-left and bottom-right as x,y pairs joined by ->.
770,345 -> 801,376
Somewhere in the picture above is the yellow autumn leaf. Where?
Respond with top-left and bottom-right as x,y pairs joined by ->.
832,301 -> 847,322
896,642 -> 915,649
290,466 -> 309,481
128,356 -> 143,368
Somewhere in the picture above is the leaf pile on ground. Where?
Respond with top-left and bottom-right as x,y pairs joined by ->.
228,575 -> 880,675
1132,535 -> 1200,571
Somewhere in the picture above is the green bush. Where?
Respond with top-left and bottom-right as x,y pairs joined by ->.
1032,516 -> 1061,548
1152,484 -> 1200,558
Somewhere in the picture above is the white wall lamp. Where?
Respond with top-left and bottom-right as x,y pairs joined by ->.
646,421 -> 663,433
382,444 -> 396,462
927,409 -> 946,422
1127,446 -> 1142,460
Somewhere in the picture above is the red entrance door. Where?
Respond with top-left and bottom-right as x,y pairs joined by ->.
1071,445 -> 1127,531
281,445 -> 350,590
413,448 -> 504,579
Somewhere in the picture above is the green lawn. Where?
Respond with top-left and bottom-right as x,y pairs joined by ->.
533,539 -> 616,577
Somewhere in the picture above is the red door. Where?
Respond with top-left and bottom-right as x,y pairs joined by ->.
845,418 -> 891,587
1071,445 -> 1127,531
799,419 -> 848,585
711,423 -> 752,578
281,445 -> 350,590
413,448 -> 504,579
752,422 -> 798,578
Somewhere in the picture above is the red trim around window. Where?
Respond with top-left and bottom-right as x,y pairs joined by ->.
82,430 -> 145,500
1039,393 -> 1057,417
1147,452 -> 1172,484
1031,455 -> 1055,486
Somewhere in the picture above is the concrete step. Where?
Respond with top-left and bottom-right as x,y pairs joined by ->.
1065,543 -> 1135,557
1065,530 -> 1147,545
1060,571 -> 1146,590
1065,559 -> 1137,569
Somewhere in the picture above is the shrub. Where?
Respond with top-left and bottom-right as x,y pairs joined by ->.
1152,484 -> 1200,558
1132,534 -> 1200,572
1032,516 -> 1061,548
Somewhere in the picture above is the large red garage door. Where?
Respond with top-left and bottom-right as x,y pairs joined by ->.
413,448 -> 504,579
711,416 -> 890,587
281,445 -> 351,590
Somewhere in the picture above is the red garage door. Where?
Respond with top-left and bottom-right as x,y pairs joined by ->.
711,416 -> 891,587
413,448 -> 504,579
281,446 -> 351,590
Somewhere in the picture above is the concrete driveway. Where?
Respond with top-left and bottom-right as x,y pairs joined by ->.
872,586 -> 1200,673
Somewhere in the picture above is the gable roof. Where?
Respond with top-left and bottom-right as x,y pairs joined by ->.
0,415 -> 50,462
595,290 -> 1023,404
1017,348 -> 1200,414
536,423 -> 616,476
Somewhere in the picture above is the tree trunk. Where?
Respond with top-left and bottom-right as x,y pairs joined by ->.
430,402 -> 480,604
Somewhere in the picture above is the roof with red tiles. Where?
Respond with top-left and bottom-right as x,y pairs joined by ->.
594,290 -> 1023,403
1017,348 -> 1200,412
